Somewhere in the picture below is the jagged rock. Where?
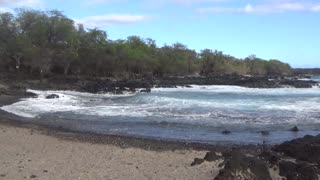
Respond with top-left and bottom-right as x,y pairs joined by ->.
261,131 -> 270,136
290,126 -> 299,132
204,152 -> 221,162
191,158 -> 205,166
279,161 -> 319,180
274,135 -> 320,165
46,94 -> 59,99
259,151 -> 280,165
280,80 -> 318,88
236,77 -> 279,88
215,150 -> 272,180
190,152 -> 221,166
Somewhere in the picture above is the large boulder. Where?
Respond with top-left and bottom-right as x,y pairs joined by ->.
279,161 -> 319,180
258,151 -> 280,165
191,152 -> 222,166
215,150 -> 272,180
204,152 -> 221,162
274,135 -> 320,165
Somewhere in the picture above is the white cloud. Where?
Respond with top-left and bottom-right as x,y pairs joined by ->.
143,0 -> 227,8
311,5 -> 320,12
75,14 -> 149,28
0,7 -> 8,12
0,0 -> 42,8
196,6 -> 234,13
171,0 -> 227,5
84,0 -> 127,5
197,1 -> 320,14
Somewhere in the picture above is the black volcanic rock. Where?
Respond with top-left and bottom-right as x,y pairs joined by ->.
190,136 -> 320,180
260,130 -> 270,136
204,152 -> 221,162
235,77 -> 279,88
215,150 -> 272,180
279,161 -> 319,180
290,126 -> 299,132
191,158 -> 205,166
46,94 -> 59,99
274,135 -> 320,165
259,151 -> 280,165
222,130 -> 231,134
190,152 -> 222,166
280,79 -> 318,88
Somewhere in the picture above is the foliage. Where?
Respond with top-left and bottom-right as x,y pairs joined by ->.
0,9 -> 292,78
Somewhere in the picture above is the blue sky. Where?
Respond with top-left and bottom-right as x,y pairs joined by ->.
1,0 -> 320,67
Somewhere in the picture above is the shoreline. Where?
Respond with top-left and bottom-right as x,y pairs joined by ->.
1,87 -> 320,179
1,74 -> 319,96
1,110 -> 319,179
0,84 -> 319,148
0,109 -> 266,152
0,89 -> 267,151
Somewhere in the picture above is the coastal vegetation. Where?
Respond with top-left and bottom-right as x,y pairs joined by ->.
0,9 -> 292,80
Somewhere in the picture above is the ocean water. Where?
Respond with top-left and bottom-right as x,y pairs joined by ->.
1,85 -> 320,144
311,76 -> 320,82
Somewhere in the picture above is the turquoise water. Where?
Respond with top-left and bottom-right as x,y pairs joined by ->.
1,85 -> 320,144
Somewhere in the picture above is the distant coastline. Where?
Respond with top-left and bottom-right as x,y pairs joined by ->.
1,73 -> 319,97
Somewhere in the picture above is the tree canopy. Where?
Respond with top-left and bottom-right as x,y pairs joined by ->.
0,9 -> 292,79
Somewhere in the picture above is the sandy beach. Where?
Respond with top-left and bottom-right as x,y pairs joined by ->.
0,122 -> 221,180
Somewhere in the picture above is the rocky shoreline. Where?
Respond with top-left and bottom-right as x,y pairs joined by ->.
0,75 -> 319,96
191,134 -> 320,179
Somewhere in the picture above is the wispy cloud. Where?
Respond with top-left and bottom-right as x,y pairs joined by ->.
0,7 -> 8,12
170,0 -> 227,5
0,0 -> 42,7
75,14 -> 149,28
197,1 -> 320,14
143,0 -> 227,8
311,5 -> 320,12
83,0 -> 128,5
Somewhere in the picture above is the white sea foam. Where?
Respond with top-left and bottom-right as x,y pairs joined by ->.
1,86 -> 320,125
0,89 -> 138,118
153,85 -> 320,96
